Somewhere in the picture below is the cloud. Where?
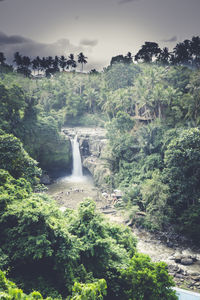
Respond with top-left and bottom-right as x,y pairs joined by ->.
162,36 -> 178,43
0,31 -> 103,71
79,39 -> 98,47
0,32 -> 85,59
0,31 -> 32,45
118,0 -> 139,5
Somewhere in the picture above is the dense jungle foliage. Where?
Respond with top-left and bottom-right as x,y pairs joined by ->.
1,57 -> 200,241
1,39 -> 200,298
0,170 -> 177,299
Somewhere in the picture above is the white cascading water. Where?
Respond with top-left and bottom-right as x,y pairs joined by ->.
71,134 -> 83,177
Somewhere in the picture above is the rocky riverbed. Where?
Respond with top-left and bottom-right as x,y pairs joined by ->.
108,211 -> 200,293
47,175 -> 200,293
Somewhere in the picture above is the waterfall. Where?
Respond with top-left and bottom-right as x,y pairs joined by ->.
71,134 -> 83,177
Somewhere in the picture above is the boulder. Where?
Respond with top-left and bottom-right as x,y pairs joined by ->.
189,272 -> 200,276
40,174 -> 51,185
181,258 -> 194,265
175,273 -> 184,279
174,253 -> 182,263
191,276 -> 200,282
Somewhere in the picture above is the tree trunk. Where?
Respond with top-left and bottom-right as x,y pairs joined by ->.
158,103 -> 162,119
135,103 -> 139,116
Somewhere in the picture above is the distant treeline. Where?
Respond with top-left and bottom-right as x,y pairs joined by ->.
0,35 -> 200,77
0,52 -> 88,77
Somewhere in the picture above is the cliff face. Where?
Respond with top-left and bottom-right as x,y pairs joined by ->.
62,127 -> 112,190
44,134 -> 72,173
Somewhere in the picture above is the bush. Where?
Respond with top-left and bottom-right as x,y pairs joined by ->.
0,133 -> 41,185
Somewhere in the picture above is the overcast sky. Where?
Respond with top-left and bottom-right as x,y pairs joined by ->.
0,0 -> 200,70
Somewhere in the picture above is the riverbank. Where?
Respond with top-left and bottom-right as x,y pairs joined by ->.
106,209 -> 200,293
46,174 -> 200,294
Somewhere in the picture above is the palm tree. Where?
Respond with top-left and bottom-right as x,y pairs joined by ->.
22,56 -> 31,77
83,87 -> 98,113
40,57 -> 48,74
59,55 -> 67,71
78,52 -> 88,72
46,56 -> 54,68
44,56 -> 54,77
190,36 -> 200,67
67,54 -> 77,71
125,52 -> 133,64
52,56 -> 59,73
32,56 -> 41,75
0,52 -> 6,66
13,53 -> 31,77
13,52 -> 22,69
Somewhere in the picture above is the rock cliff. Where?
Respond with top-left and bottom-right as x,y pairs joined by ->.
62,127 -> 112,190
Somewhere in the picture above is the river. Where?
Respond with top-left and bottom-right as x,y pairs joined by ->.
46,129 -> 200,294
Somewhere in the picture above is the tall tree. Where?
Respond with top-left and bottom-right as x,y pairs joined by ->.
59,55 -> 67,71
0,52 -> 6,66
40,57 -> 48,74
182,70 -> 200,124
67,54 -> 77,70
156,47 -> 171,65
125,52 -> 133,64
13,52 -> 22,69
52,55 -> 59,73
22,56 -> 31,77
78,52 -> 88,72
172,39 -> 192,65
13,53 -> 31,77
83,87 -> 98,113
135,42 -> 161,63
32,56 -> 41,75
190,36 -> 200,68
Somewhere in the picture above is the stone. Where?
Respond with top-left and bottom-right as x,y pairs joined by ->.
189,272 -> 200,276
113,189 -> 123,198
167,241 -> 173,248
192,256 -> 198,262
175,273 -> 184,279
168,256 -> 175,260
180,258 -> 194,265
40,174 -> 51,185
194,282 -> 200,287
174,253 -> 182,263
191,276 -> 200,281
168,264 -> 179,272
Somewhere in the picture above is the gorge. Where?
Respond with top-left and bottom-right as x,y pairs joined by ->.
1,59 -> 200,299
46,127 -> 200,294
